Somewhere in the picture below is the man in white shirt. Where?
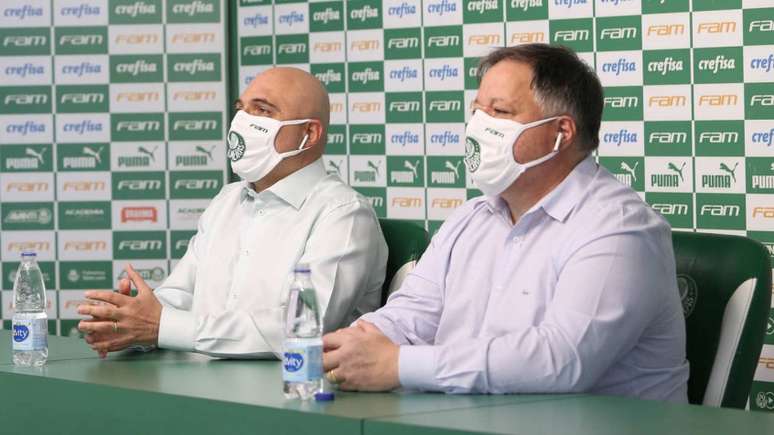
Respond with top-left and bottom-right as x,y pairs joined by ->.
322,44 -> 690,401
78,67 -> 388,358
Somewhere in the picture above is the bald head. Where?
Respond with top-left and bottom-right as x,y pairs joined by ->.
243,67 -> 330,127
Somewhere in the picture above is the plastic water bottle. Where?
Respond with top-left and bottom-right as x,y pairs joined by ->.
282,263 -> 323,400
12,251 -> 48,366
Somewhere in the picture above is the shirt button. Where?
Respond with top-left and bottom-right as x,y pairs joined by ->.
258,210 -> 265,216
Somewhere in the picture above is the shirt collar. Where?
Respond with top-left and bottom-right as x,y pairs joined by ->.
482,154 -> 597,223
240,158 -> 327,210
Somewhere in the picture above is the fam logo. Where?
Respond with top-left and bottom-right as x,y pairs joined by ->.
426,91 -> 465,123
647,193 -> 692,229
112,113 -> 164,141
114,231 -> 166,260
169,112 -> 222,141
597,16 -> 641,52
385,28 -> 421,60
386,92 -> 422,123
276,34 -> 309,64
349,125 -> 385,154
602,87 -> 642,121
744,8 -> 774,46
170,171 -> 223,199
550,18 -> 593,52
747,83 -> 774,120
0,86 -> 51,114
58,86 -> 109,113
112,171 -> 165,200
696,193 -> 745,230
425,26 -> 462,58
1,28 -> 50,56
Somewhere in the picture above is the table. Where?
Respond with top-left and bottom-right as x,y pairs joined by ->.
1,331 -> 772,435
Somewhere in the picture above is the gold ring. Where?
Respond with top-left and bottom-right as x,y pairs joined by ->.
326,370 -> 338,384
112,321 -> 119,334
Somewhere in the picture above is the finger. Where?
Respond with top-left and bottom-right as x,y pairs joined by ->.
78,304 -> 119,320
125,264 -> 152,294
323,348 -> 343,372
322,328 -> 355,351
78,320 -> 115,334
91,336 -> 131,354
84,290 -> 129,307
98,350 -> 108,359
118,278 -> 131,295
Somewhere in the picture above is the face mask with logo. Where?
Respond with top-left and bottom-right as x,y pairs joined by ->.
227,110 -> 310,182
464,109 -> 562,197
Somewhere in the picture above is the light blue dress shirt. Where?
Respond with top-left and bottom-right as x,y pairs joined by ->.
361,155 -> 690,402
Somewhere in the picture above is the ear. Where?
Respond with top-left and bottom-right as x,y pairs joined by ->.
303,120 -> 325,149
556,116 -> 577,149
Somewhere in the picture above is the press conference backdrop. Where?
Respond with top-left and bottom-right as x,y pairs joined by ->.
0,0 -> 229,343
0,0 -> 773,410
230,0 -> 774,410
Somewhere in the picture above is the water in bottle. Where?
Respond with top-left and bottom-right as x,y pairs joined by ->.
12,252 -> 48,367
282,263 -> 323,400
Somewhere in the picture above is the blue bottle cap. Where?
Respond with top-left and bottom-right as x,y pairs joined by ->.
314,392 -> 335,401
20,251 -> 36,258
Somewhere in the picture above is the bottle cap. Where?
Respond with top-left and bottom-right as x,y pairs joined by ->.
20,251 -> 36,258
314,391 -> 335,401
294,263 -> 311,273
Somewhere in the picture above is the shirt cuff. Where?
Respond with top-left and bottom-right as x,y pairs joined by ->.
157,306 -> 195,352
398,345 -> 438,391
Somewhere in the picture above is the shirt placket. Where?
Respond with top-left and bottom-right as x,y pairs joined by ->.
227,196 -> 264,310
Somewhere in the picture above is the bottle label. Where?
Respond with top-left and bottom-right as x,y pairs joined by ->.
12,318 -> 47,351
282,342 -> 322,383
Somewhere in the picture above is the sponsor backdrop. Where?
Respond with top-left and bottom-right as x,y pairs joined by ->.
0,0 -> 228,343
230,0 -> 774,409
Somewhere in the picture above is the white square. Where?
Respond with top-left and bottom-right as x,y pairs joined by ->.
0,0 -> 50,27
274,2 -> 309,35
55,113 -> 110,143
424,58 -> 465,91
2,231 -> 55,262
384,59 -> 423,92
642,13 -> 690,50
694,157 -> 746,194
693,83 -> 745,120
0,56 -> 51,85
112,200 -> 167,230
56,172 -> 111,202
54,0 -> 108,26
598,121 -> 644,156
745,120 -> 774,156
347,29 -> 384,62
348,93 -> 385,124
329,93 -> 347,124
594,0 -> 641,17
747,194 -> 774,231
0,114 -> 53,144
1,172 -> 54,202
54,55 -> 109,84
109,83 -> 165,113
644,156 -> 693,193
310,32 -> 346,63
596,51 -> 643,86
108,25 -> 164,54
463,22 -> 505,58
427,188 -> 466,220
643,84 -> 691,121
692,10 -> 743,49
549,0 -> 593,19
238,5 -> 273,37
387,187 -> 426,220
322,155 -> 348,182
386,124 -> 424,155
426,123 -> 465,155
166,23 -> 224,54
167,82 -> 227,113
423,0 -> 463,26
111,142 -> 166,172
57,230 -> 112,261
350,155 -> 386,187
744,46 -> 774,84
506,20 -> 550,47
383,0 -> 422,28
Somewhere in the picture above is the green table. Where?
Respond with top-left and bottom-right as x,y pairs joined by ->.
1,331 -> 772,435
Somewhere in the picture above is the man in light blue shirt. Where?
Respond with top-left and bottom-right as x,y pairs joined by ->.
322,44 -> 690,402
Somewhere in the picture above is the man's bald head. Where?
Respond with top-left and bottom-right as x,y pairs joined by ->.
243,67 -> 330,127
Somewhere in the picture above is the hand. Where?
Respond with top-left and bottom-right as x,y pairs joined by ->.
77,264 -> 162,358
322,321 -> 400,391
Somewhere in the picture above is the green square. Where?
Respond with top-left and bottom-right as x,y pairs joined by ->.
110,54 -> 164,83
349,125 -> 385,155
275,34 -> 309,64
1,144 -> 53,172
506,0 -> 547,21
58,202 -> 112,230
387,156 -> 424,187
354,187 -> 386,218
59,261 -> 113,289
428,220 -> 444,238
348,61 -> 384,92
744,8 -> 774,46
326,125 -> 347,154
599,156 -> 645,191
424,26 -> 463,59
384,28 -> 422,60
463,0 -> 504,23
596,15 -> 642,52
111,113 -> 165,141
602,86 -> 643,121
54,26 -> 107,55
695,121 -> 744,156
749,382 -> 774,411
467,189 -> 483,199
56,85 -> 109,113
112,171 -> 166,200
746,83 -> 774,120
693,0 -> 742,12
171,230 -> 195,259
427,156 -> 465,188
746,158 -> 774,194
0,28 -> 50,56
312,63 -> 346,93
550,18 -> 593,53
167,54 -> 221,82
113,231 -> 167,260
109,0 -> 162,24
240,36 -> 273,66
696,193 -> 746,230
694,47 -> 743,84
57,143 -> 111,172
168,112 -> 222,141
1,202 -> 54,231
643,49 -> 691,85
167,0 -> 220,23
645,121 -> 692,156
347,0 -> 382,30
0,86 -> 51,114
3,261 -> 55,290
386,92 -> 423,123
425,91 -> 465,123
646,193 -> 693,229
310,2 -> 344,32
464,57 -> 480,90
641,0 -> 689,14
169,170 -> 223,199
746,232 -> 774,268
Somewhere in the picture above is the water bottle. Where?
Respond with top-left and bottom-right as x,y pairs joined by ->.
282,263 -> 323,400
12,251 -> 48,366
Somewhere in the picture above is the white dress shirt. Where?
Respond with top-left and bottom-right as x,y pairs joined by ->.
361,155 -> 690,401
156,158 -> 388,358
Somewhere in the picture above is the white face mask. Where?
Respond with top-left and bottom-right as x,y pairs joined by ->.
464,109 -> 562,197
227,110 -> 311,182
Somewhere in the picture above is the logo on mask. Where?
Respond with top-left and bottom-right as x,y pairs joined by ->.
227,131 -> 246,162
465,137 -> 481,172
